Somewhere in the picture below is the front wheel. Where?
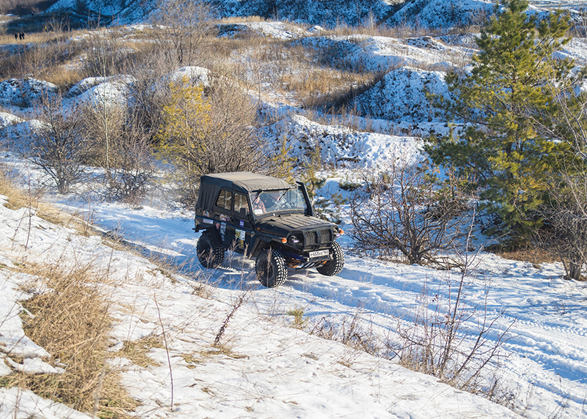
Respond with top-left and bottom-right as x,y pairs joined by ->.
317,241 -> 344,276
256,248 -> 288,288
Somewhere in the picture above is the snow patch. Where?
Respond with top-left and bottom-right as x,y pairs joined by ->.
355,66 -> 449,123
68,75 -> 136,97
0,112 -> 23,129
0,78 -> 58,108
163,66 -> 211,87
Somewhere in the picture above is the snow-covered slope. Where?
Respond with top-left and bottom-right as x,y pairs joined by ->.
45,0 -> 573,29
49,0 -> 392,27
0,176 -> 524,419
388,0 -> 496,28
354,66 -> 449,123
0,78 -> 58,108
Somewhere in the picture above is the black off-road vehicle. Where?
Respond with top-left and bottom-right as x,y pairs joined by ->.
194,172 -> 344,287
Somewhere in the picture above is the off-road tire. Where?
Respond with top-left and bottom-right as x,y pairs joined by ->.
317,241 -> 344,276
256,248 -> 288,288
197,230 -> 225,269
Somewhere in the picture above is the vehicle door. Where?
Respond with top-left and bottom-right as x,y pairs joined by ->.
214,189 -> 235,248
226,192 -> 254,255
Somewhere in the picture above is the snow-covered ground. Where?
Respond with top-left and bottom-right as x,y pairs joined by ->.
1,5 -> 587,418
0,149 -> 586,418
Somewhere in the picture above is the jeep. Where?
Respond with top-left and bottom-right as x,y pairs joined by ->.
194,172 -> 344,287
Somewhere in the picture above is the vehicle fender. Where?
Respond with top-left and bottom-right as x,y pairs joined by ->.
249,234 -> 279,258
201,227 -> 223,246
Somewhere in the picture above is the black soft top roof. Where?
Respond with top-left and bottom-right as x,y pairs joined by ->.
202,172 -> 293,193
196,172 -> 294,211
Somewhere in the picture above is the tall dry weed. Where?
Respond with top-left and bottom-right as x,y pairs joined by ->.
3,263 -> 138,418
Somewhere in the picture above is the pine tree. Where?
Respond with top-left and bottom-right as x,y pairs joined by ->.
426,0 -> 574,247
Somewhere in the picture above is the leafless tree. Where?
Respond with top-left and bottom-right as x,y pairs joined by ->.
539,170 -> 587,280
81,87 -> 156,204
80,90 -> 126,172
150,0 -> 217,67
158,76 -> 267,206
24,97 -> 89,194
527,69 -> 587,280
104,113 -> 156,205
350,156 -> 474,267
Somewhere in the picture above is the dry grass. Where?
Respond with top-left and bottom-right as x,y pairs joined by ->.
1,263 -> 138,418
42,65 -> 84,89
120,335 -> 164,368
0,35 -> 86,88
0,168 -> 101,236
495,247 -> 559,265
0,169 -> 31,210
279,66 -> 378,108
0,31 -> 65,45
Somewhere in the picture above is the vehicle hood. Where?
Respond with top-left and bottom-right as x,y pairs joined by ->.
256,213 -> 335,235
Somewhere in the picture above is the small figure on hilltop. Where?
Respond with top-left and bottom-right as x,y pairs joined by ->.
19,32 -> 25,40
14,33 -> 18,40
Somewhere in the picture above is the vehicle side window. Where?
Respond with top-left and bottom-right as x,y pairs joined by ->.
233,193 -> 250,217
215,190 -> 232,211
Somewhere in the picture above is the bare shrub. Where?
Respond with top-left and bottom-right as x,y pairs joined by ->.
104,128 -> 155,206
385,222 -> 513,398
539,171 -> 587,280
349,157 -> 474,267
23,96 -> 89,194
150,0 -> 217,67
309,307 -> 380,356
82,27 -> 128,78
156,75 -> 267,205
390,264 -> 512,396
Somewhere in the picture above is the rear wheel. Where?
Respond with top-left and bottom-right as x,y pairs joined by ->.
197,230 -> 225,269
317,241 -> 344,276
256,248 -> 288,288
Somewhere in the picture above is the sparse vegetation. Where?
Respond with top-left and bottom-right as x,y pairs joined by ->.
3,262 -> 138,418
349,157 -> 474,267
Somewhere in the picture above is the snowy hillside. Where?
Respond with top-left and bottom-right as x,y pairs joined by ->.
44,0 -> 587,28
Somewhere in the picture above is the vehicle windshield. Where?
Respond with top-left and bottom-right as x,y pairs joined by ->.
251,188 -> 307,216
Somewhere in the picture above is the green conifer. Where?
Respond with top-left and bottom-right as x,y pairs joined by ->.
426,0 -> 574,247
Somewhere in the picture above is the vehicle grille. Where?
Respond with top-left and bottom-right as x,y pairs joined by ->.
304,229 -> 332,247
